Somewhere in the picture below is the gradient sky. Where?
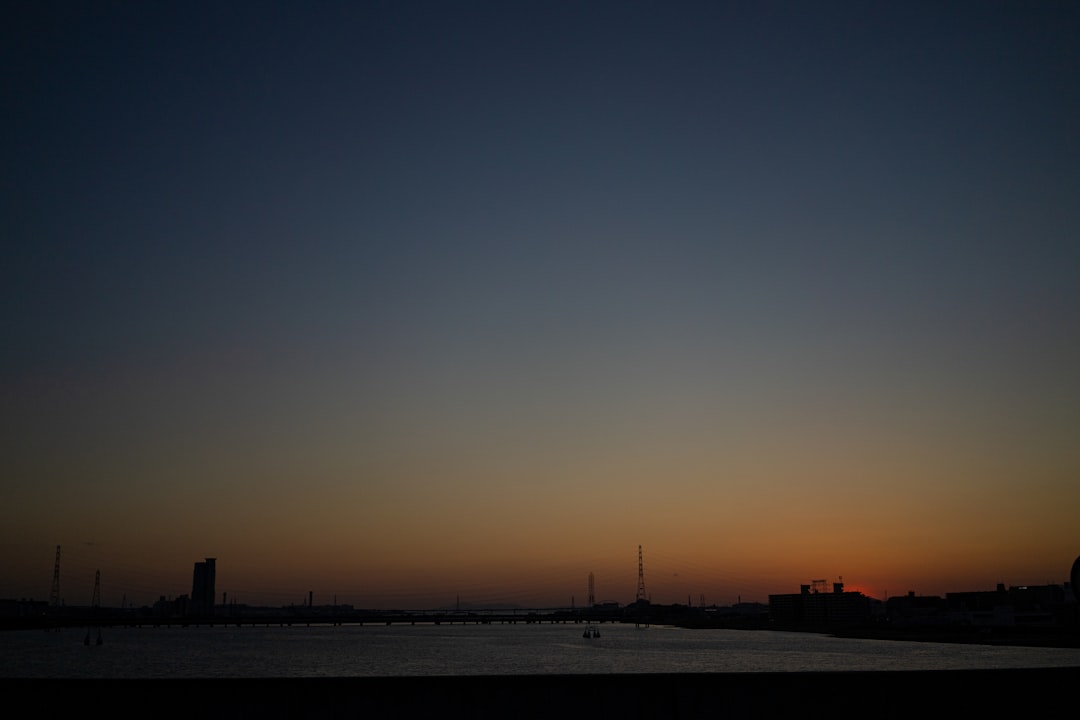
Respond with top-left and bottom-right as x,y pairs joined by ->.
3,1 -> 1079,609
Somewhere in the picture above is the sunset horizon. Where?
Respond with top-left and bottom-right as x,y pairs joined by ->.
4,2 -> 1077,618
9,541 -> 1078,611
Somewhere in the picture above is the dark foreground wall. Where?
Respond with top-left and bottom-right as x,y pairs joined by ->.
6,669 -> 1078,719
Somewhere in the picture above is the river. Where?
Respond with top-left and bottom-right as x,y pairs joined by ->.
4,621 -> 1079,678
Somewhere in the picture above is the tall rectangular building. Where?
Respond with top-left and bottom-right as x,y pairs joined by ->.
191,558 -> 216,617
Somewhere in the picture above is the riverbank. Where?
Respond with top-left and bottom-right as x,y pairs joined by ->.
5,669 -> 1077,718
668,614 -> 1080,649
825,623 -> 1080,649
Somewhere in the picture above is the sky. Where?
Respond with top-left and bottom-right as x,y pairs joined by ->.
3,1 -> 1079,610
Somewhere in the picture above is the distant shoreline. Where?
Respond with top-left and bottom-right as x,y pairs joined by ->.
672,616 -> 1080,649
822,623 -> 1080,649
5,611 -> 1080,650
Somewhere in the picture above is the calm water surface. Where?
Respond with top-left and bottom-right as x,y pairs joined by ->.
3,623 -> 1079,678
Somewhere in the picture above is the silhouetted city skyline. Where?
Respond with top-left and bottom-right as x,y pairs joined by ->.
6,547 -> 1077,638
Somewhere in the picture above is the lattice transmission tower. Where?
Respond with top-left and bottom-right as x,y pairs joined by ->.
636,545 -> 647,603
91,570 -> 101,608
635,545 -> 649,628
49,545 -> 61,610
587,572 -> 595,608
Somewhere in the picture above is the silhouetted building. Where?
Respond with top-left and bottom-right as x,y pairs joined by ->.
946,584 -> 1066,627
885,591 -> 948,625
191,558 -> 216,617
881,583 -> 1076,628
0,598 -> 48,618
769,581 -> 874,628
154,594 -> 190,618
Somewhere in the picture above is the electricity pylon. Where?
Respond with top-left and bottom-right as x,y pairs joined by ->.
635,545 -> 649,629
636,545 -> 646,603
49,545 -> 61,610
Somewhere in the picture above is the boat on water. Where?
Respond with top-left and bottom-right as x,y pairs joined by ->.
582,624 -> 600,639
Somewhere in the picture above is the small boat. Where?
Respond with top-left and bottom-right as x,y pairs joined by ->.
583,624 -> 600,639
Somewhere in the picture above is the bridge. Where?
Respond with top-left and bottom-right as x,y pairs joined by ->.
1,607 -> 636,631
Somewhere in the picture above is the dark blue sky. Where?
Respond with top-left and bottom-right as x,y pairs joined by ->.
3,1 -> 1079,606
